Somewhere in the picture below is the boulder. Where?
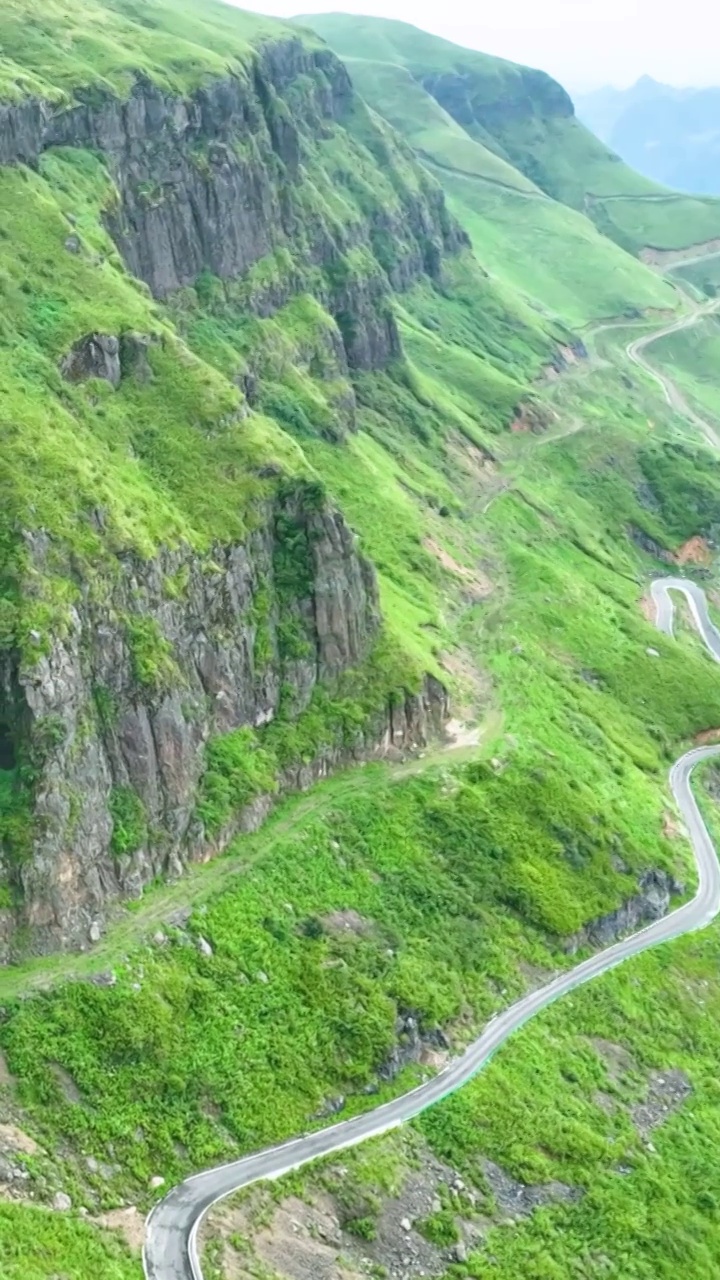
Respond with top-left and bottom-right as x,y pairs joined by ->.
61,334 -> 121,388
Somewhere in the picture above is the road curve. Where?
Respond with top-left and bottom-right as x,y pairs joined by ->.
144,579 -> 720,1280
625,304 -> 720,448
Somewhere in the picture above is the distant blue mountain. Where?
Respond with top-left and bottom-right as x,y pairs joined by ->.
576,77 -> 720,195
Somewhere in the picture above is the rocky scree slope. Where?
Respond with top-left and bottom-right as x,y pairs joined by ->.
0,5 -> 477,958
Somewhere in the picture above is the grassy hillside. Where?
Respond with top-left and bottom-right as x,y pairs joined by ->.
649,312 -> 720,426
4,4 -> 720,1279
670,253 -> 720,297
324,50 -> 680,327
328,55 -> 537,194
204,911 -> 720,1280
6,304 -> 720,1277
0,1203 -> 139,1280
428,174 -> 677,329
0,0 -> 309,101
300,13 -> 720,259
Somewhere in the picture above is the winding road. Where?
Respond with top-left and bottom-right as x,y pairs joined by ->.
624,300 -> 720,448
144,578 -> 720,1280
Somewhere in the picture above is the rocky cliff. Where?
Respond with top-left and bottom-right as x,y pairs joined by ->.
0,481 -> 448,958
0,37 -> 465,369
564,869 -> 681,954
0,18 -> 464,957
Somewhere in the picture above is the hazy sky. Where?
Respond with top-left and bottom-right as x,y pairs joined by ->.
239,0 -> 720,90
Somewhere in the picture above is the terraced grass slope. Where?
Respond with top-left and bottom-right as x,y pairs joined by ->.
299,14 -> 720,263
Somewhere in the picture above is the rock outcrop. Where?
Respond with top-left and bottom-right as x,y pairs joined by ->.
377,1012 -> 451,1082
0,33 -> 461,957
0,39 -> 466,372
564,868 -> 681,953
0,485 -> 448,958
61,334 -> 122,388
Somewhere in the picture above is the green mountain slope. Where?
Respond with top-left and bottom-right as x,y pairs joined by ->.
299,35 -> 678,326
0,0 -> 580,963
299,14 -> 720,261
3,4 -> 720,1279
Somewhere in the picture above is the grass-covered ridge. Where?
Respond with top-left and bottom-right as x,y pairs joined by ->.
300,13 -> 720,259
0,0 -> 313,103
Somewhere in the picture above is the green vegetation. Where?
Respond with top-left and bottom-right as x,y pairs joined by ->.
228,914 -> 720,1280
637,440 -> 720,541
334,54 -> 537,194
671,253 -> 720,296
125,617 -> 178,692
418,1208 -> 460,1246
4,4 -> 720,1279
0,0 -> 309,103
109,786 -> 148,857
414,922 -> 720,1278
4,751 -> 665,1187
429,176 -> 676,327
648,312 -> 720,425
0,766 -> 33,866
198,638 -> 422,834
595,193 -> 720,254
0,145 -> 303,662
302,13 -> 720,258
5,310 -> 720,1215
0,1202 -> 139,1279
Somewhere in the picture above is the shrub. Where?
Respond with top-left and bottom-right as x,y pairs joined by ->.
417,1209 -> 460,1246
109,786 -> 147,856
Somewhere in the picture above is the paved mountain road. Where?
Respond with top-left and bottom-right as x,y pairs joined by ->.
144,578 -> 720,1280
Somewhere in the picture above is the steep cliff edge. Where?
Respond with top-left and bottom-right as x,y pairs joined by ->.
0,481 -> 448,957
0,32 -> 465,361
0,4 -> 472,956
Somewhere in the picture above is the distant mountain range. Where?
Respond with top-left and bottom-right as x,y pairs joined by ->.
576,76 -> 720,195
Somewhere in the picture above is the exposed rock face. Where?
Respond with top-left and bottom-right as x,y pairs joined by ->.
564,869 -> 681,953
61,334 -> 121,388
119,332 -> 156,384
0,39 -> 461,957
0,40 -> 466,372
0,489 -> 448,958
480,1158 -> 582,1219
377,1011 -> 451,1082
